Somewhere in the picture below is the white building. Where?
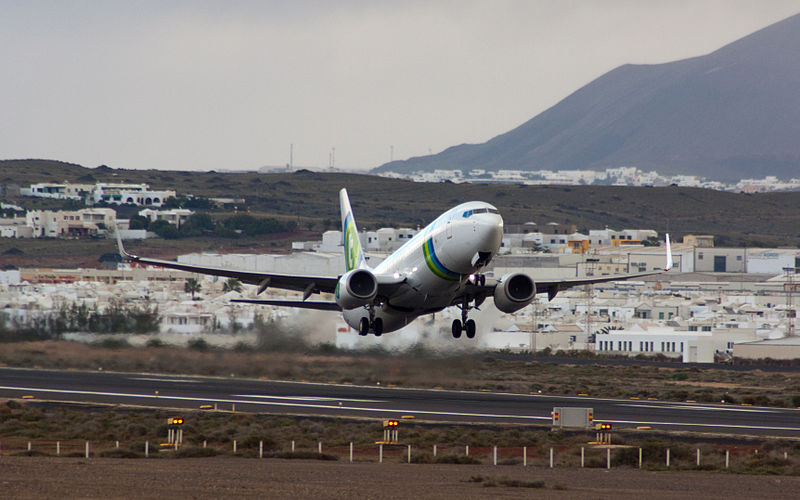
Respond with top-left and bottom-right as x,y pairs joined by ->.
25,208 -> 117,238
22,182 -> 93,200
23,181 -> 176,207
595,324 -> 759,363
92,183 -> 175,207
0,217 -> 33,238
139,208 -> 194,228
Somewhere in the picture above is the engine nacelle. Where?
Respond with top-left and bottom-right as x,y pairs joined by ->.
335,269 -> 378,310
493,273 -> 535,313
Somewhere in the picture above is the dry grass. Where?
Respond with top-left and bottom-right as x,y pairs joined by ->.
1,401 -> 799,475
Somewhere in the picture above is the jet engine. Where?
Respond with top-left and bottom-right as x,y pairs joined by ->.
335,269 -> 378,310
493,273 -> 535,313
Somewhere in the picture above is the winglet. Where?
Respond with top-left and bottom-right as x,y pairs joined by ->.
339,188 -> 367,271
665,233 -> 673,271
114,224 -> 134,260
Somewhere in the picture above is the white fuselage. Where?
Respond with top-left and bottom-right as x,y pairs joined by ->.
342,201 -> 503,333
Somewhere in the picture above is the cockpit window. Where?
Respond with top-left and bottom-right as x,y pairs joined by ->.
462,207 -> 499,218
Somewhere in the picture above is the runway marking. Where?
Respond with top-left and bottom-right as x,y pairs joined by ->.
1,385 -> 797,432
233,394 -> 384,403
0,385 -> 550,422
606,419 -> 800,432
129,377 -> 201,383
620,403 -> 777,413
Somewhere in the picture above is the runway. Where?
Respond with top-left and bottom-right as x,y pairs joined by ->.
1,367 -> 798,437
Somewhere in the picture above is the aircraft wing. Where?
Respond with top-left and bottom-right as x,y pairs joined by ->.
534,270 -> 665,300
454,268 -> 667,307
116,231 -> 338,297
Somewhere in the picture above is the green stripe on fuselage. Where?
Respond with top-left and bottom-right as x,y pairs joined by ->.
423,237 -> 461,281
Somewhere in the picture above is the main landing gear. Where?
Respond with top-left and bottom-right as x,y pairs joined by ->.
358,306 -> 383,336
452,298 -> 476,339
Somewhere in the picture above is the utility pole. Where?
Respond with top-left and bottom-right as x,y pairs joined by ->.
784,267 -> 797,337
585,258 -> 599,343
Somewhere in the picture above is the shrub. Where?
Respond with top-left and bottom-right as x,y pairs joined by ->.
174,446 -> 220,458
270,450 -> 338,461
434,454 -> 482,465
188,338 -> 210,351
96,337 -> 130,349
99,448 -> 142,458
146,338 -> 165,348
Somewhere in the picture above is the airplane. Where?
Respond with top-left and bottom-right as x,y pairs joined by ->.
116,188 -> 672,338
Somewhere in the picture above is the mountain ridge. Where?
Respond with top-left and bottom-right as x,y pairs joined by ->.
3,159 -> 800,249
375,13 -> 800,181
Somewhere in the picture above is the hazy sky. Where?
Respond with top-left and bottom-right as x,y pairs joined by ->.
1,1 -> 798,172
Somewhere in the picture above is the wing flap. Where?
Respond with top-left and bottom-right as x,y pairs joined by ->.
231,299 -> 341,311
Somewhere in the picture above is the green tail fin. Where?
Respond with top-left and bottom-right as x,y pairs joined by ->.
339,188 -> 366,271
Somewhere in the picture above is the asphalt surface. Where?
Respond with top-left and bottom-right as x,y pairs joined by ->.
0,367 -> 798,437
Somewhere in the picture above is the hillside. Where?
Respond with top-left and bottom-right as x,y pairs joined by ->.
376,13 -> 800,181
3,160 -> 800,261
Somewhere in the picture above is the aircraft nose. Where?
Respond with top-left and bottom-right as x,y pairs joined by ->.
476,216 -> 503,252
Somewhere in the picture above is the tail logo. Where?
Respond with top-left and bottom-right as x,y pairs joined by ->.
344,215 -> 360,271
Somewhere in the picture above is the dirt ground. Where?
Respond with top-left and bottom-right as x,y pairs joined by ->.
1,457 -> 798,499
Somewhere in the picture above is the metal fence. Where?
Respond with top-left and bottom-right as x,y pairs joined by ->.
1,437 -> 793,471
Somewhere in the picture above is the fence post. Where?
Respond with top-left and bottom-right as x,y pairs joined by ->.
523,446 -> 527,467
259,440 -> 263,459
291,440 -> 295,453
318,441 -> 322,455
145,440 -> 149,458
465,445 -> 469,457
638,447 -> 642,468
549,447 -> 554,468
433,444 -> 437,457
57,441 -> 60,456
607,448 -> 611,469
28,441 -> 32,452
203,440 -> 207,449
696,448 -> 700,467
233,440 -> 237,454
666,448 -> 670,468
379,444 -> 383,463
408,445 -> 412,463
116,441 -> 120,449
85,441 -> 90,459
725,450 -> 730,469
350,442 -> 353,463
581,447 -> 585,468
493,446 -> 497,466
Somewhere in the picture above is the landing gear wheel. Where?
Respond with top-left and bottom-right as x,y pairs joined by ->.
373,318 -> 383,336
359,318 -> 369,336
451,319 -> 462,338
465,319 -> 476,339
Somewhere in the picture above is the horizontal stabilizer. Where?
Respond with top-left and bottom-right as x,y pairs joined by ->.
230,299 -> 342,311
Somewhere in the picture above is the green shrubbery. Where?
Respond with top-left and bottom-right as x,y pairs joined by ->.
0,300 -> 160,342
140,212 -> 298,240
